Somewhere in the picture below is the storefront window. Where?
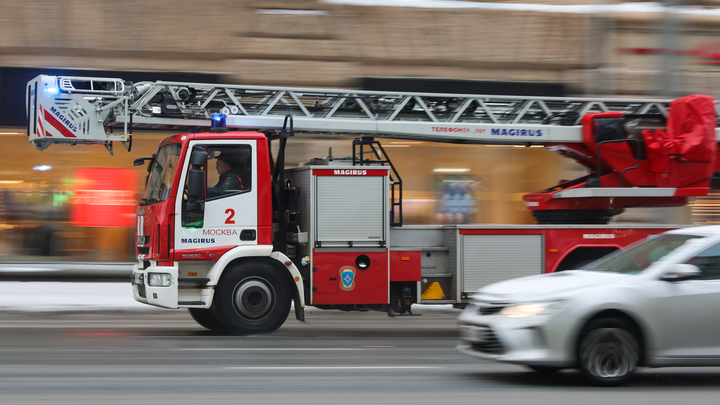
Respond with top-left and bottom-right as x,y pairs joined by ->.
0,131 -> 156,262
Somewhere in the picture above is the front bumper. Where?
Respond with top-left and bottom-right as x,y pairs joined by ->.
456,307 -> 574,367
131,262 -> 179,309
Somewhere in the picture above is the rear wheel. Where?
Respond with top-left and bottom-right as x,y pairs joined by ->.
188,308 -> 225,332
577,318 -> 640,386
212,260 -> 291,336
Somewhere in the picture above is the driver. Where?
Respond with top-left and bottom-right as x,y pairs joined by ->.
207,153 -> 243,198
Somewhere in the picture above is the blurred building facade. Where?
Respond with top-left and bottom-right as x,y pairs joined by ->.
3,0 -> 720,96
2,0 -> 720,261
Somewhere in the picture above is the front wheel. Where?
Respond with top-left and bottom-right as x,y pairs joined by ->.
188,308 -> 225,332
212,260 -> 292,336
577,318 -> 640,386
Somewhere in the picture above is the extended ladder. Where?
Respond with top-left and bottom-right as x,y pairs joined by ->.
27,74 -> 704,152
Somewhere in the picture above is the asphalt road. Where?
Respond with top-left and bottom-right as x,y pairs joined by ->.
2,308 -> 720,405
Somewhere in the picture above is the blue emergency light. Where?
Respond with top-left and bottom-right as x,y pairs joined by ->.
210,113 -> 227,133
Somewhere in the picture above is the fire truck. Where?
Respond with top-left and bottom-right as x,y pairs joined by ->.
25,75 -> 719,335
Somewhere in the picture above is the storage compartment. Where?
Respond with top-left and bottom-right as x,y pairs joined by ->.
314,171 -> 388,247
461,234 -> 544,294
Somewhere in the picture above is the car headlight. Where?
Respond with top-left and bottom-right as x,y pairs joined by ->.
499,301 -> 564,318
147,273 -> 172,287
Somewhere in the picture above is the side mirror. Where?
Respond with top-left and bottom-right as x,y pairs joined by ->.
186,169 -> 205,200
135,155 -> 157,187
186,147 -> 207,202
190,149 -> 208,167
133,157 -> 154,167
660,264 -> 702,282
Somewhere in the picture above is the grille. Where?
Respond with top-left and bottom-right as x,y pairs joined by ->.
479,305 -> 505,316
470,325 -> 504,355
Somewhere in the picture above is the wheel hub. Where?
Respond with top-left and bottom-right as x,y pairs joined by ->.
232,278 -> 275,320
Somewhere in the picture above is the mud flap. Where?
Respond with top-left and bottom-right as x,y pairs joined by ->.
145,267 -> 179,309
294,299 -> 305,322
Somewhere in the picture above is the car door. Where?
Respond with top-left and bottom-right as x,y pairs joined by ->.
655,241 -> 720,361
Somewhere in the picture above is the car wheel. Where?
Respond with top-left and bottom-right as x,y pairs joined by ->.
212,260 -> 291,336
188,308 -> 226,332
577,318 -> 640,386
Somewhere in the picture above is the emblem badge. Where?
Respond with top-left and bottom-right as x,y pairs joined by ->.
339,266 -> 356,291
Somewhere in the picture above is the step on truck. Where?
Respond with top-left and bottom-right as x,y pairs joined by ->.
25,75 -> 720,334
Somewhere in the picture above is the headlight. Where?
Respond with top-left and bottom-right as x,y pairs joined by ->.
499,301 -> 563,318
147,273 -> 172,287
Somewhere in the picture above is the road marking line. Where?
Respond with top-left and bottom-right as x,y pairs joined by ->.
223,366 -> 444,370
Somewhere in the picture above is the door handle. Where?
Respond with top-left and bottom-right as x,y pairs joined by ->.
240,229 -> 256,241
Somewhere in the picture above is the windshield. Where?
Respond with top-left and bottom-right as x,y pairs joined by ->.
141,143 -> 181,205
581,234 -> 703,275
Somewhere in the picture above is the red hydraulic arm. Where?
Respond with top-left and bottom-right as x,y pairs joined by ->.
524,94 -> 717,224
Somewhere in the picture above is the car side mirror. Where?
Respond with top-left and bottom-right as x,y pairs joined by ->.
186,168 -> 205,201
133,156 -> 155,167
134,155 -> 157,186
660,264 -> 702,282
190,149 -> 208,167
186,147 -> 207,202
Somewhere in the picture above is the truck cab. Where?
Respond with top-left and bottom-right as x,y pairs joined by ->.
131,130 -> 305,335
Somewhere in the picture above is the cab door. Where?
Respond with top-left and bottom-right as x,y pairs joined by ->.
175,140 -> 257,258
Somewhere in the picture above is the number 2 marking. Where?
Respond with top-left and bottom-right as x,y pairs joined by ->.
225,209 -> 236,224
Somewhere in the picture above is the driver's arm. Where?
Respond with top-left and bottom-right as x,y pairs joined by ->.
207,173 -> 241,197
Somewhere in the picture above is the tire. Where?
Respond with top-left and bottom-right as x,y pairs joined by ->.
188,308 -> 226,332
577,318 -> 640,386
212,259 -> 292,336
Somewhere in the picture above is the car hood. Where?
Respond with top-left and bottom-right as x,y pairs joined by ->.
474,270 -> 633,303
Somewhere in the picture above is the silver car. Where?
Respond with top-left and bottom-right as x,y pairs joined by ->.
457,225 -> 720,385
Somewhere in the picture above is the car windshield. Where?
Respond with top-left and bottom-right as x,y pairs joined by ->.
581,234 -> 703,275
141,143 -> 181,206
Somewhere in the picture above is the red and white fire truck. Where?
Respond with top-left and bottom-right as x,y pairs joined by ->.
26,75 -> 719,335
